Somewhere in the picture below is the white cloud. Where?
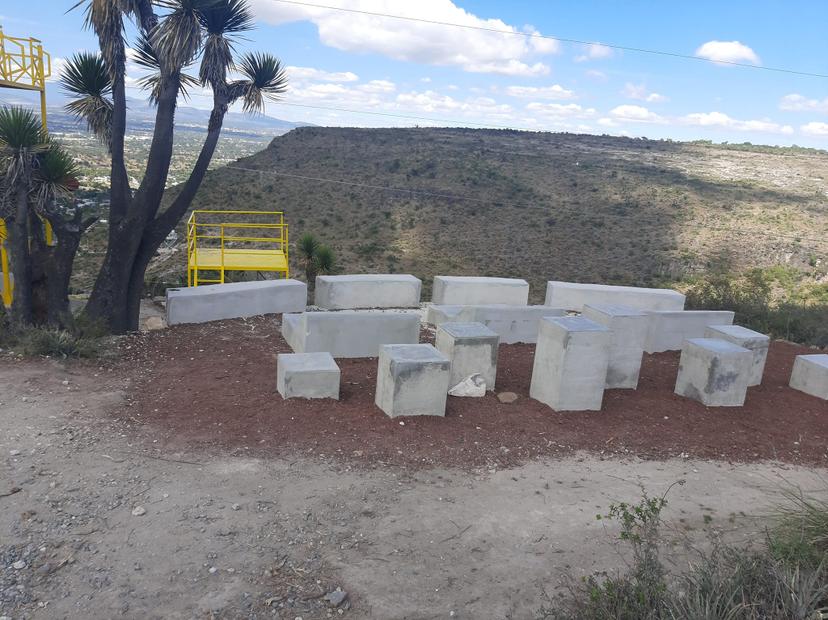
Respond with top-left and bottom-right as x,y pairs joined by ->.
610,104 -> 664,123
585,69 -> 607,81
575,43 -> 613,62
801,122 -> 828,136
504,84 -> 575,100
526,102 -> 596,118
695,40 -> 760,65
252,0 -> 558,76
286,66 -> 359,82
621,83 -> 668,103
683,111 -> 793,134
359,79 -> 396,93
780,94 -> 828,113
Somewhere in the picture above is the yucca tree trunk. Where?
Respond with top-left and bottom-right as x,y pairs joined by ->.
7,186 -> 33,325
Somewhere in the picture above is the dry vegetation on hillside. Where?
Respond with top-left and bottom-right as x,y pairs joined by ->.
146,127 -> 828,301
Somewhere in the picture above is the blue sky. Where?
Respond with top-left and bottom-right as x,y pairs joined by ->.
3,0 -> 828,146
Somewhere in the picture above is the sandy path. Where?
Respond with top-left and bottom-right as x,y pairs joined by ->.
1,361 -> 825,619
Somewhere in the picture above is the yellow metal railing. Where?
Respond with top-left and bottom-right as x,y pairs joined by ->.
0,27 -> 51,121
186,210 -> 290,286
0,220 -> 12,307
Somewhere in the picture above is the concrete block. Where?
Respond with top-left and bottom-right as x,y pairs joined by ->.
644,310 -> 735,353
281,310 -> 420,358
674,338 -> 752,406
426,304 -> 566,343
432,276 -> 529,306
314,274 -> 421,309
166,279 -> 307,325
529,316 -> 611,411
582,304 -> 649,389
789,354 -> 828,400
375,344 -> 451,417
544,281 -> 685,312
704,325 -> 770,386
277,352 -> 340,400
435,322 -> 500,391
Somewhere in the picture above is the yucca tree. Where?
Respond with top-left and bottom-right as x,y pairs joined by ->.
0,107 -> 48,325
65,0 -> 288,332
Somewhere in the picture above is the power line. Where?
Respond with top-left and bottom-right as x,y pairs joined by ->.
222,163 -> 828,251
270,0 -> 828,79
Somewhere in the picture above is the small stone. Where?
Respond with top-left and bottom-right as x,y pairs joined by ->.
12,560 -> 26,570
208,566 -> 218,574
131,506 -> 147,517
9,449 -> 21,456
62,380 -> 69,386
497,391 -> 519,404
324,590 -> 347,607
448,374 -> 486,398
145,316 -> 167,331
231,503 -> 240,511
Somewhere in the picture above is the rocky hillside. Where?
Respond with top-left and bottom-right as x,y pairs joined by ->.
156,127 -> 828,300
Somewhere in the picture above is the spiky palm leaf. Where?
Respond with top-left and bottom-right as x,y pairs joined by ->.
0,107 -> 48,217
60,53 -> 113,145
32,146 -> 80,217
197,0 -> 253,88
230,52 -> 289,113
297,232 -> 318,261
69,0 -> 137,70
132,35 -> 200,104
313,245 -> 336,275
152,0 -> 221,70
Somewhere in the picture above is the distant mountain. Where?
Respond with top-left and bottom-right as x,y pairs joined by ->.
1,93 -> 310,137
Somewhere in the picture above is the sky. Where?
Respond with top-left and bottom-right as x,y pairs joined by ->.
2,0 -> 828,147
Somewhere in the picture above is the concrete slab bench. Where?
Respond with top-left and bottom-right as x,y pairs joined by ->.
530,316 -> 611,411
582,304 -> 649,389
644,310 -> 735,353
426,304 -> 565,343
281,310 -> 420,358
375,344 -> 451,417
435,322 -> 499,392
431,276 -> 529,306
277,352 -> 340,400
705,325 -> 769,386
314,274 -> 421,309
789,354 -> 828,400
166,279 -> 307,326
544,281 -> 685,312
674,338 -> 752,406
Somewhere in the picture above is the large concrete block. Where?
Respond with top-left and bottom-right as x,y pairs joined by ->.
375,344 -> 451,417
166,279 -> 307,326
314,274 -> 421,309
582,304 -> 649,389
281,310 -> 420,358
431,276 -> 529,306
644,310 -> 735,353
435,322 -> 499,391
544,281 -> 685,312
789,354 -> 828,400
674,338 -> 752,406
426,304 -> 566,343
529,316 -> 611,411
704,325 -> 770,386
277,352 -> 340,400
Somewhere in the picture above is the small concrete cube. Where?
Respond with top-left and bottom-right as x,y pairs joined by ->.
530,316 -> 611,411
705,325 -> 770,386
789,354 -> 828,400
582,304 -> 649,389
674,338 -> 752,407
435,322 -> 500,391
375,344 -> 451,417
277,352 -> 340,400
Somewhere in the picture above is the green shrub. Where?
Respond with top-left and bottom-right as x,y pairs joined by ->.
18,327 -> 109,359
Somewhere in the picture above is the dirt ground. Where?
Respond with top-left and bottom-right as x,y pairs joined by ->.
1,320 -> 827,619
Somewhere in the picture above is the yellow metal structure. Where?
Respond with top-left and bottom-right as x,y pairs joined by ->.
187,210 -> 289,286
0,220 -> 11,307
0,27 -> 52,307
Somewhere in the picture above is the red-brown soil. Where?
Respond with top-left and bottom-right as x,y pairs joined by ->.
119,316 -> 828,469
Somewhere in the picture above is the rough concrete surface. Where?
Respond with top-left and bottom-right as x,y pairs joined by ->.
789,354 -> 828,400
375,344 -> 451,417
166,279 -> 307,325
645,310 -> 736,353
314,274 -> 422,310
544,281 -> 685,312
277,352 -> 340,400
435,322 -> 499,391
705,324 -> 770,386
431,276 -> 530,306
582,304 -> 649,389
1,362 -> 827,619
426,304 -> 565,343
675,338 -> 753,407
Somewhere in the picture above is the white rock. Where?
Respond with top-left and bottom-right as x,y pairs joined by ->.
9,449 -> 21,456
448,374 -> 486,398
12,560 -> 26,570
131,506 -> 147,516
